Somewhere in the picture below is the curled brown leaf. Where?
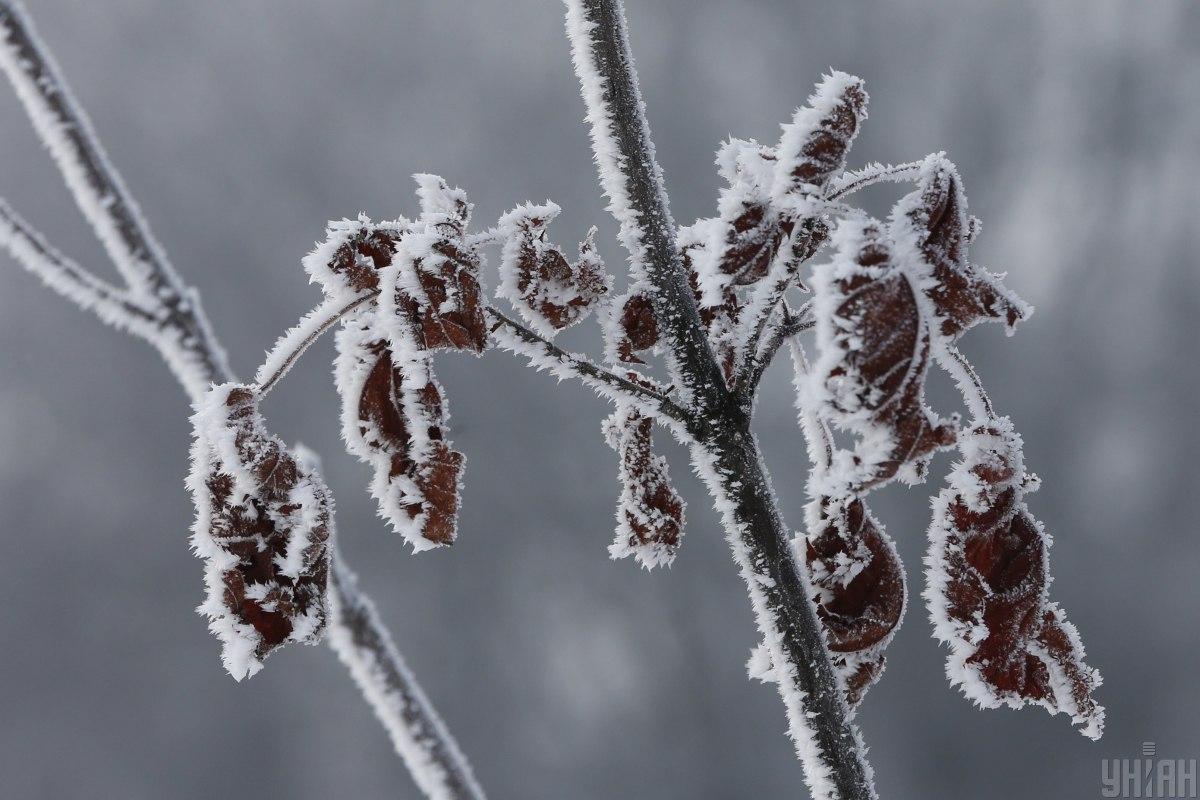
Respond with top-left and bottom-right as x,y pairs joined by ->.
812,216 -> 957,489
890,155 -> 1031,339
603,404 -> 684,569
497,203 -> 610,334
804,495 -> 905,705
188,384 -> 331,680
925,420 -> 1104,739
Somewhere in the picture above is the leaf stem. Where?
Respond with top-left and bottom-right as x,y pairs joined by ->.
255,292 -> 379,398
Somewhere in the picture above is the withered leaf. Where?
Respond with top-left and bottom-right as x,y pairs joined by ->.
812,216 -> 957,489
804,495 -> 905,706
611,289 -> 660,365
775,72 -> 869,199
925,421 -> 1104,739
335,304 -> 465,551
358,343 -> 463,548
188,384 -> 331,680
603,404 -> 684,569
891,155 -> 1031,339
497,203 -> 610,334
683,239 -> 741,385
303,180 -> 485,550
392,234 -> 488,354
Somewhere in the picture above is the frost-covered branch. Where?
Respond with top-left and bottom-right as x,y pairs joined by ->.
565,3 -> 876,798
0,4 -> 485,797
826,161 -> 923,201
487,305 -> 688,426
741,300 -> 815,398
255,291 -> 380,397
0,0 -> 230,397
564,0 -> 728,409
0,198 -> 159,333
934,343 -> 994,421
328,554 -> 486,800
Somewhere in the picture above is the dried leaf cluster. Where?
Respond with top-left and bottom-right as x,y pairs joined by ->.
175,63 -> 1098,741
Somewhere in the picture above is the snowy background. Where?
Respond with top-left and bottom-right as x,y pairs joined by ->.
0,1 -> 1197,797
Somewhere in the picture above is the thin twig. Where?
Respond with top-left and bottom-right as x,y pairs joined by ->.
741,300 -> 815,397
0,198 -> 160,331
936,343 -> 995,421
486,305 -> 689,426
826,160 -> 923,201
734,242 -> 801,392
0,0 -> 231,393
256,292 -> 379,398
328,551 -> 486,800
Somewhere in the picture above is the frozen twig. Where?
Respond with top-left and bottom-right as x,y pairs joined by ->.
0,0 -> 230,396
741,300 -> 815,398
826,161 -> 923,201
328,553 -> 486,800
487,305 -> 688,427
0,198 -> 159,333
255,291 -> 380,398
935,343 -> 995,421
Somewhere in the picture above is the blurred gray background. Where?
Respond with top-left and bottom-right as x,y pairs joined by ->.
0,1 -> 1196,798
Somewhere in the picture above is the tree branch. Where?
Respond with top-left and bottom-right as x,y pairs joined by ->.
935,342 -> 995,422
255,291 -> 379,398
328,552 -> 486,800
740,300 -> 815,398
0,0 -> 230,397
0,4 -> 484,797
0,198 -> 160,333
564,0 -> 728,411
486,305 -> 689,427
826,160 -> 923,201
565,3 -> 875,798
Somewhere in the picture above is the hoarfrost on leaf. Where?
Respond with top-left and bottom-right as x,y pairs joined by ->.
809,214 -> 957,490
187,383 -> 331,680
496,201 -> 610,336
924,418 -> 1104,739
604,402 -> 685,569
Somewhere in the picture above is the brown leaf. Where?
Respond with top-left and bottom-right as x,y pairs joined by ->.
704,140 -> 827,291
891,155 -> 1031,339
188,384 -> 331,680
926,421 -> 1104,738
611,290 -> 660,365
343,330 -> 464,550
680,239 -> 741,384
813,216 -> 957,488
776,72 -> 868,198
498,204 -> 610,333
394,234 -> 488,353
805,495 -> 905,705
604,404 -> 684,569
